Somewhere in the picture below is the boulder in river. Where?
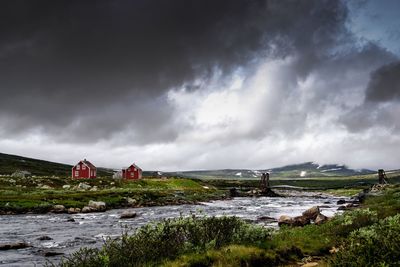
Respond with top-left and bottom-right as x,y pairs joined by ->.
337,199 -> 346,205
51,205 -> 66,213
37,236 -> 52,241
302,206 -> 320,220
120,210 -> 137,219
43,251 -> 64,257
0,242 -> 29,250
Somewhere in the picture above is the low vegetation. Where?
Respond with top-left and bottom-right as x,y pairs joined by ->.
51,184 -> 400,266
50,216 -> 272,267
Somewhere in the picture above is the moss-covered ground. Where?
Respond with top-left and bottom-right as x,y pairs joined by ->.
0,176 -> 226,214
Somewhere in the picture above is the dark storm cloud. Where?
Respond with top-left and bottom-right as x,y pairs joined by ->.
0,0 -> 371,144
365,61 -> 400,102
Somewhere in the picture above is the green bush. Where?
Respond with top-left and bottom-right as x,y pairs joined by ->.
331,213 -> 400,267
53,216 -> 271,267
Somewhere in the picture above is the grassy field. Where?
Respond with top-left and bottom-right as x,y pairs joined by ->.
2,170 -> 400,214
0,176 -> 226,214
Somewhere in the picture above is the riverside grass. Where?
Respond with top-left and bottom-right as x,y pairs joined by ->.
53,184 -> 400,267
0,177 -> 226,214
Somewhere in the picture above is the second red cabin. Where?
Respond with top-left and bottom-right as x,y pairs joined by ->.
72,159 -> 97,179
122,163 -> 142,180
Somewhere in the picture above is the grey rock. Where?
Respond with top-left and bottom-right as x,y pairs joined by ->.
120,210 -> 137,219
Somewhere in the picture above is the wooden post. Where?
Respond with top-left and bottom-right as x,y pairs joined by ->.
378,169 -> 388,184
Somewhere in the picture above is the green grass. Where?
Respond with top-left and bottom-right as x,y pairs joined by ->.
0,177 -> 226,214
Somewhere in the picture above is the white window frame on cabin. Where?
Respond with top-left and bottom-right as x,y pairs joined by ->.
75,171 -> 79,176
76,165 -> 80,170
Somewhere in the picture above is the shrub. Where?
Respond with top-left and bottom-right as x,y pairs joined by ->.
331,214 -> 400,267
53,216 -> 271,267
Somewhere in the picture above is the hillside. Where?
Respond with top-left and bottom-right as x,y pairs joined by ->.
173,162 -> 375,179
0,153 -> 113,177
0,152 -> 377,179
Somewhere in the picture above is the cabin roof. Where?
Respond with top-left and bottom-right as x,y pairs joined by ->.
76,159 -> 96,169
123,163 -> 141,170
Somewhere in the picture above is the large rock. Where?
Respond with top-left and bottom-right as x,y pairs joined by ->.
68,207 -> 81,214
120,210 -> 137,219
314,213 -> 329,225
51,205 -> 66,213
81,206 -> 92,213
293,216 -> 311,227
88,200 -> 106,211
0,242 -> 29,250
302,206 -> 320,220
126,197 -> 137,206
279,215 -> 310,227
278,215 -> 294,226
78,182 -> 91,190
62,185 -> 71,190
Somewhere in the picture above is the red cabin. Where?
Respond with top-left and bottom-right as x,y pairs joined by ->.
72,159 -> 97,179
122,163 -> 142,180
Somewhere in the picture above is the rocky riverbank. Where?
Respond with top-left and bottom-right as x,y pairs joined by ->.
0,177 -> 228,215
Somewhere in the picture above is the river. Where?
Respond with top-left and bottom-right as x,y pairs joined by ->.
0,192 -> 345,266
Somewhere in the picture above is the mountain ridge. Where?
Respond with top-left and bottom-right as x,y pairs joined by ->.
0,152 -> 376,178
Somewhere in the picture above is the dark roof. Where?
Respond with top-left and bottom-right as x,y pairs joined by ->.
81,159 -> 96,169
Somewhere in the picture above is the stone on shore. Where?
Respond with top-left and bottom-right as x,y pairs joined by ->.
81,206 -> 92,213
302,206 -> 320,220
51,205 -> 66,213
88,200 -> 106,211
78,182 -> 91,190
315,213 -> 329,225
278,215 -> 294,226
68,207 -> 81,214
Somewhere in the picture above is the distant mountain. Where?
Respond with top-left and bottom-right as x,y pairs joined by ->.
0,153 -> 113,177
172,162 -> 375,179
0,152 -> 375,179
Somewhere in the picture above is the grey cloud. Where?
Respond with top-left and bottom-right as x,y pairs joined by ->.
340,59 -> 400,132
365,61 -> 400,102
0,0 -> 395,146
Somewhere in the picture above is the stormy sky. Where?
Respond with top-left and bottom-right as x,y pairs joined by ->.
0,0 -> 399,171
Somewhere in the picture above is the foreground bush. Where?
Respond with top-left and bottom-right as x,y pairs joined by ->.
52,216 -> 271,267
331,213 -> 400,267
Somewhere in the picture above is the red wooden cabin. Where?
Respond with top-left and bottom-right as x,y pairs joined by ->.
72,159 -> 97,179
122,163 -> 142,180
